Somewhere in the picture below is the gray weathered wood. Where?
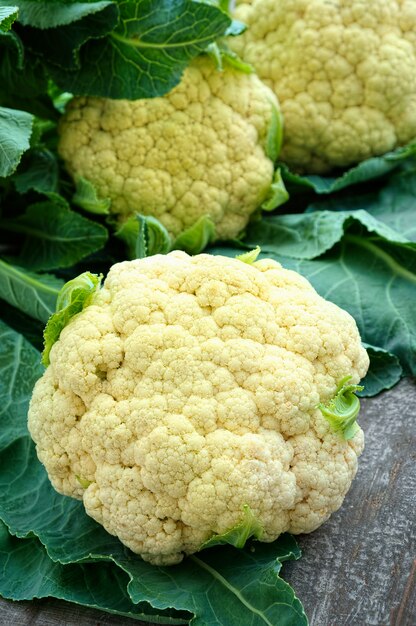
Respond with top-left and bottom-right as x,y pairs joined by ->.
284,377 -> 416,626
0,379 -> 415,625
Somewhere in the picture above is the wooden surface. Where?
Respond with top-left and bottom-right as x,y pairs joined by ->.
0,378 -> 415,626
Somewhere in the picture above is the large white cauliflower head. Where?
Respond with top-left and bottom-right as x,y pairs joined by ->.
58,55 -> 281,241
28,252 -> 369,565
230,0 -> 416,173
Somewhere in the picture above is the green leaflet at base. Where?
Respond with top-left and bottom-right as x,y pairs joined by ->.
0,320 -> 308,626
72,176 -> 111,215
201,504 -> 263,550
116,213 -> 171,259
265,102 -> 283,163
318,376 -> 363,440
173,215 -> 216,254
261,168 -> 289,211
42,271 -> 102,366
206,42 -> 253,74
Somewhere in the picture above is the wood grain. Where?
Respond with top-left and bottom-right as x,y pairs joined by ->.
1,379 -> 415,626
284,377 -> 416,626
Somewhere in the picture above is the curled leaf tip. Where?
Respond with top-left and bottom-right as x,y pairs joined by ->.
42,272 -> 102,367
236,246 -> 261,265
318,375 -> 364,440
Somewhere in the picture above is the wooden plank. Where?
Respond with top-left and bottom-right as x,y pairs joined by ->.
284,377 -> 416,626
0,379 -> 415,625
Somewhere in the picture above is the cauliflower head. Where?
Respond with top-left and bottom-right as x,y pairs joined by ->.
28,252 -> 369,565
230,0 -> 416,173
58,56 -> 281,241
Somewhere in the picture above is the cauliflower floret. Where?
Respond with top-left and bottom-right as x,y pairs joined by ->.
58,56 -> 281,240
28,252 -> 369,565
230,0 -> 416,173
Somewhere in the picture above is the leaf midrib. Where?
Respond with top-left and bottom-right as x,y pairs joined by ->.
0,259 -> 60,297
190,554 -> 275,625
344,235 -> 416,284
0,220 -> 98,243
110,30 -> 220,50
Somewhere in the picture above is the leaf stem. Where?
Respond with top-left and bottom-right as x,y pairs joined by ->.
189,555 -> 275,626
344,235 -> 416,284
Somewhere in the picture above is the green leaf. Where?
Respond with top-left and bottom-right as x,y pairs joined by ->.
206,41 -> 253,73
309,169 -> 416,243
42,271 -> 102,366
0,320 -> 43,448
2,0 -> 115,28
173,215 -> 216,254
292,237 -> 416,376
0,6 -> 18,31
201,505 -> 263,549
244,210 -> 410,260
0,300 -> 45,351
360,345 -> 403,398
261,168 -> 289,212
265,102 -> 283,163
12,1 -> 119,69
0,32 -> 52,117
0,523 -> 185,624
1,202 -> 108,271
236,246 -> 261,265
0,259 -> 62,323
116,214 -> 171,259
47,81 -> 73,114
0,27 -> 23,70
280,141 -> 416,195
12,148 -> 59,195
318,376 -> 363,440
72,176 -> 111,215
0,324 -> 307,626
0,105 -> 33,177
46,0 -> 232,99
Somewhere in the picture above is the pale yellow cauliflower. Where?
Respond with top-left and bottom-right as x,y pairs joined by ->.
58,56 -> 281,240
28,252 -> 369,565
231,0 -> 416,173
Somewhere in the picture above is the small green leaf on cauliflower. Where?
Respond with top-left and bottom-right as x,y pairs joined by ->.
42,271 -> 102,366
172,215 -> 217,255
116,214 -> 172,260
201,504 -> 264,550
318,376 -> 364,441
72,176 -> 111,215
236,246 -> 261,264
